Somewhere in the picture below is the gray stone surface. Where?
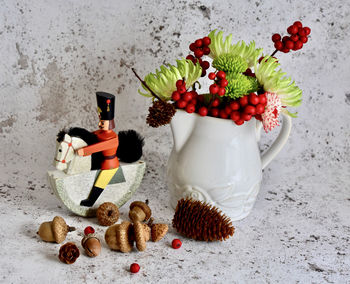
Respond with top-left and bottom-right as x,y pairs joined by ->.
0,0 -> 349,283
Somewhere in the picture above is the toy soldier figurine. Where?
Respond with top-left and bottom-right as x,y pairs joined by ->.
77,92 -> 119,207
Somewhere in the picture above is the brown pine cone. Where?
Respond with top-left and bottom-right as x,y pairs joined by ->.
146,100 -> 176,128
58,242 -> 80,264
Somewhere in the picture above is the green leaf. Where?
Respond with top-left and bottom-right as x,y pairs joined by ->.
254,56 -> 302,107
138,59 -> 202,101
208,30 -> 263,67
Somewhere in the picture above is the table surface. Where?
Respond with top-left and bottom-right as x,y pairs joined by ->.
0,0 -> 349,283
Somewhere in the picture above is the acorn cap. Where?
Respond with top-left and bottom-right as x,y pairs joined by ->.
52,216 -> 70,243
105,221 -> 134,253
151,224 -> 168,242
133,221 -> 148,251
129,201 -> 152,221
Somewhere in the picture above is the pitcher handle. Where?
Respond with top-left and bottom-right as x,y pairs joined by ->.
260,112 -> 292,169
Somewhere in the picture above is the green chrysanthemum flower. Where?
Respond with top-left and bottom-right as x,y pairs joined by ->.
246,76 -> 259,93
254,56 -> 302,113
225,73 -> 252,99
138,59 -> 202,101
208,30 -> 263,67
212,54 -> 248,73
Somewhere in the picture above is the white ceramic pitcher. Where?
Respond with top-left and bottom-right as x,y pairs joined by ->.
167,109 -> 292,221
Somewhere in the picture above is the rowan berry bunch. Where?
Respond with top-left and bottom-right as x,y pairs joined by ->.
272,21 -> 311,53
186,36 -> 211,77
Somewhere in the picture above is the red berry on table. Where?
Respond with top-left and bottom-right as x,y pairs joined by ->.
274,41 -> 284,51
177,85 -> 187,94
235,119 -> 244,125
203,46 -> 211,55
220,78 -> 228,87
182,92 -> 193,102
208,72 -> 216,80
241,113 -> 252,121
258,94 -> 267,104
230,111 -> 240,122
201,61 -> 210,69
229,101 -> 240,111
198,106 -> 208,117
176,99 -> 187,109
304,27 -> 311,35
293,21 -> 303,28
172,239 -> 182,249
211,98 -> 220,107
248,93 -> 259,105
293,41 -> 303,50
84,226 -> 95,236
130,263 -> 140,273
244,105 -> 256,115
194,49 -> 204,58
202,36 -> 211,46
216,70 -> 226,80
239,96 -> 249,107
290,34 -> 299,42
287,25 -> 298,35
299,36 -> 308,43
219,109 -> 228,119
210,108 -> 219,117
185,103 -> 196,113
217,87 -> 226,96
298,27 -> 306,36
272,33 -> 281,42
285,40 -> 294,50
195,39 -> 203,48
172,91 -> 181,101
209,84 -> 219,95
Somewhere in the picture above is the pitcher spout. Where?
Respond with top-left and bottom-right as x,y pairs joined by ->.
170,110 -> 196,152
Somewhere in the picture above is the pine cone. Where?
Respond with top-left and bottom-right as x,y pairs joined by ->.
58,242 -> 80,264
172,198 -> 235,241
146,100 -> 176,128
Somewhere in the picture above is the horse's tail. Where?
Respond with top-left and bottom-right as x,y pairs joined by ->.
117,130 -> 144,163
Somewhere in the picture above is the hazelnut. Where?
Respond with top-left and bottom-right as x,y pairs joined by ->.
82,235 -> 101,257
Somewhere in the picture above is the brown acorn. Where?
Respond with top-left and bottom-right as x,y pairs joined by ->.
129,200 -> 152,222
105,221 -> 134,253
37,216 -> 75,243
81,234 -> 101,257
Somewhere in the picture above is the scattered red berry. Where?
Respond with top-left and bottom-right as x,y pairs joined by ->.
198,106 -> 208,117
272,33 -> 281,42
130,263 -> 140,273
172,239 -> 182,249
84,226 -> 95,236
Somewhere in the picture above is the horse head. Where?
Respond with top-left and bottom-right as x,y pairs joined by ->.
54,131 -> 75,171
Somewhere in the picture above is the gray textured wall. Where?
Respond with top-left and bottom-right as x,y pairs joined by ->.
1,0 -> 349,282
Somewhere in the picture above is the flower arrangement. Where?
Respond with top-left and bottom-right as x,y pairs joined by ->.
134,21 -> 311,132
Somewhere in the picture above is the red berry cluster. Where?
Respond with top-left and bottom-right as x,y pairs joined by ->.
272,21 -> 311,53
210,93 -> 267,125
172,79 -> 199,113
186,37 -> 211,77
208,71 -> 228,96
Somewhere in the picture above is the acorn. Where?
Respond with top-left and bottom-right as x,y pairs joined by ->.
133,221 -> 151,252
105,221 -> 134,253
129,200 -> 151,222
37,216 -> 75,243
81,234 -> 101,257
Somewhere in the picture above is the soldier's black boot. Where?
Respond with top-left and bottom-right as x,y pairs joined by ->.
80,186 -> 104,207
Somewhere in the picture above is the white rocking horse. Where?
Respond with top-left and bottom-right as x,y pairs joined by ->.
48,128 -> 146,217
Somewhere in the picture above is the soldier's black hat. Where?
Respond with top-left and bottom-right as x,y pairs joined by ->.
96,92 -> 115,120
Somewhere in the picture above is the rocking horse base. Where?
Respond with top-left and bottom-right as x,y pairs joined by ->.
47,161 -> 146,217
